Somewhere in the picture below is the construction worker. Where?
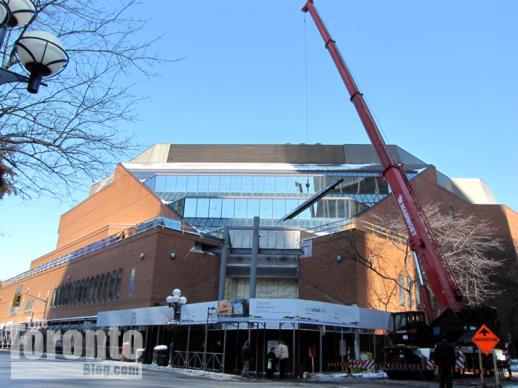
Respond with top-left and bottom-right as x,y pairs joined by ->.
432,337 -> 455,388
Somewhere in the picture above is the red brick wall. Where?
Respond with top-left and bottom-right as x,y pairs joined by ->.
0,228 -> 220,324
299,229 -> 416,312
55,164 -> 179,252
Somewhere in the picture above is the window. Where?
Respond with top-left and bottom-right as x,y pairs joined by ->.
88,277 -> 95,303
399,275 -> 405,306
285,199 -> 298,214
63,283 -> 69,305
260,199 -> 273,219
97,276 -> 104,302
165,175 -> 177,192
234,199 -> 247,218
51,288 -> 57,307
221,199 -> 234,218
155,175 -> 167,192
286,176 -> 298,193
128,268 -> 136,297
115,270 -> 123,300
252,176 -> 264,193
175,175 -> 187,192
184,198 -> 197,217
264,176 -> 275,193
186,176 -> 198,192
230,176 -> 241,192
407,277 -> 413,308
102,274 -> 109,301
209,198 -> 222,218
272,200 -> 286,219
208,176 -> 220,192
24,299 -> 34,313
94,276 -> 100,302
198,176 -> 209,192
275,176 -> 287,193
449,206 -> 455,220
220,176 -> 231,192
246,199 -> 260,218
336,200 -> 346,218
78,280 -> 85,304
71,282 -> 77,305
108,272 -> 116,300
196,198 -> 209,218
242,176 -> 253,192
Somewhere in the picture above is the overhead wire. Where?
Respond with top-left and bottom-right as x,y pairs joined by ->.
304,13 -> 311,192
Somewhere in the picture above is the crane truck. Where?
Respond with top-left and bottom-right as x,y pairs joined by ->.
302,0 -> 499,379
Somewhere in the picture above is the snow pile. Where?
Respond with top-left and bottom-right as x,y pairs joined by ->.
309,371 -> 388,381
144,364 -> 242,381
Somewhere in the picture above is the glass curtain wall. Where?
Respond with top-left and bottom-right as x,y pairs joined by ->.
137,172 -> 397,227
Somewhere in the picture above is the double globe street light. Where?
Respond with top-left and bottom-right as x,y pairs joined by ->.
0,0 -> 68,93
166,289 -> 187,322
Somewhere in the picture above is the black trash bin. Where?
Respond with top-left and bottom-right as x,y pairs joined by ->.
153,345 -> 169,367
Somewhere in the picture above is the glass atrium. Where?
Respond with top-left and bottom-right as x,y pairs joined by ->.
134,171 -> 403,229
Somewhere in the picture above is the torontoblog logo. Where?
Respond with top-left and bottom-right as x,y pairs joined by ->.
7,324 -> 143,380
397,194 -> 417,237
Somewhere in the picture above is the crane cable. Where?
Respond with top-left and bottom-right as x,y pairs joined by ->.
304,13 -> 311,192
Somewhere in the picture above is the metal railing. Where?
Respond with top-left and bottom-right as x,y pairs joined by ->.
305,217 -> 407,245
173,350 -> 224,372
2,216 -> 184,286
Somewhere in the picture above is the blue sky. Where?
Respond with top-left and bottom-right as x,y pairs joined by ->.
1,0 -> 517,280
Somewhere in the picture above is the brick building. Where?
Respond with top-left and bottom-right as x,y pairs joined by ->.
1,144 -> 516,373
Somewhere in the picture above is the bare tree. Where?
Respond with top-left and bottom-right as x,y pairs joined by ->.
0,0 -> 176,198
362,202 -> 504,306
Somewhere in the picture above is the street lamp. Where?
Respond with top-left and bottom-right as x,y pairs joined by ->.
165,288 -> 187,323
165,289 -> 187,367
0,0 -> 68,93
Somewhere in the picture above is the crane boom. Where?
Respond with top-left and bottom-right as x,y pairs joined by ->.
302,0 -> 462,320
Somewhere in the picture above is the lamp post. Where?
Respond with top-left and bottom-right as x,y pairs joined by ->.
0,0 -> 68,93
203,306 -> 217,370
165,289 -> 187,367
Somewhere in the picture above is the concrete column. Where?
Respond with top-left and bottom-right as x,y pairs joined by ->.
218,228 -> 230,301
354,331 -> 360,360
249,217 -> 260,298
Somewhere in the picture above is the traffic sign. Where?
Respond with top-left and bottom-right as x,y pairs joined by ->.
471,324 -> 500,355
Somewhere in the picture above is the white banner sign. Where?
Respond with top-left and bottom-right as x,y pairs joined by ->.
249,299 -> 360,326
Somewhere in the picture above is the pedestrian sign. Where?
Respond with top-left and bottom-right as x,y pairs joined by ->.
471,324 -> 500,356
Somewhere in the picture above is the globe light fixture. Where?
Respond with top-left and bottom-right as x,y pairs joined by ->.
15,30 -> 68,93
165,289 -> 187,322
0,0 -> 68,93
0,2 -> 8,26
5,0 -> 36,27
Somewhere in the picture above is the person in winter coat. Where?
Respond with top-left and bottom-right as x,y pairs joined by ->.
266,347 -> 277,379
432,337 -> 456,388
276,341 -> 289,379
241,340 -> 251,377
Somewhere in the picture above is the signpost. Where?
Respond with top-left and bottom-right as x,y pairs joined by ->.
471,324 -> 500,386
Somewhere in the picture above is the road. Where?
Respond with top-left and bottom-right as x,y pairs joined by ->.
1,351 -> 517,387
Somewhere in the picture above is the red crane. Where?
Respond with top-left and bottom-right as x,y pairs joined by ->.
302,0 -> 462,321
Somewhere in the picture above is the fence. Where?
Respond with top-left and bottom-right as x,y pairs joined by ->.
173,350 -> 224,372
